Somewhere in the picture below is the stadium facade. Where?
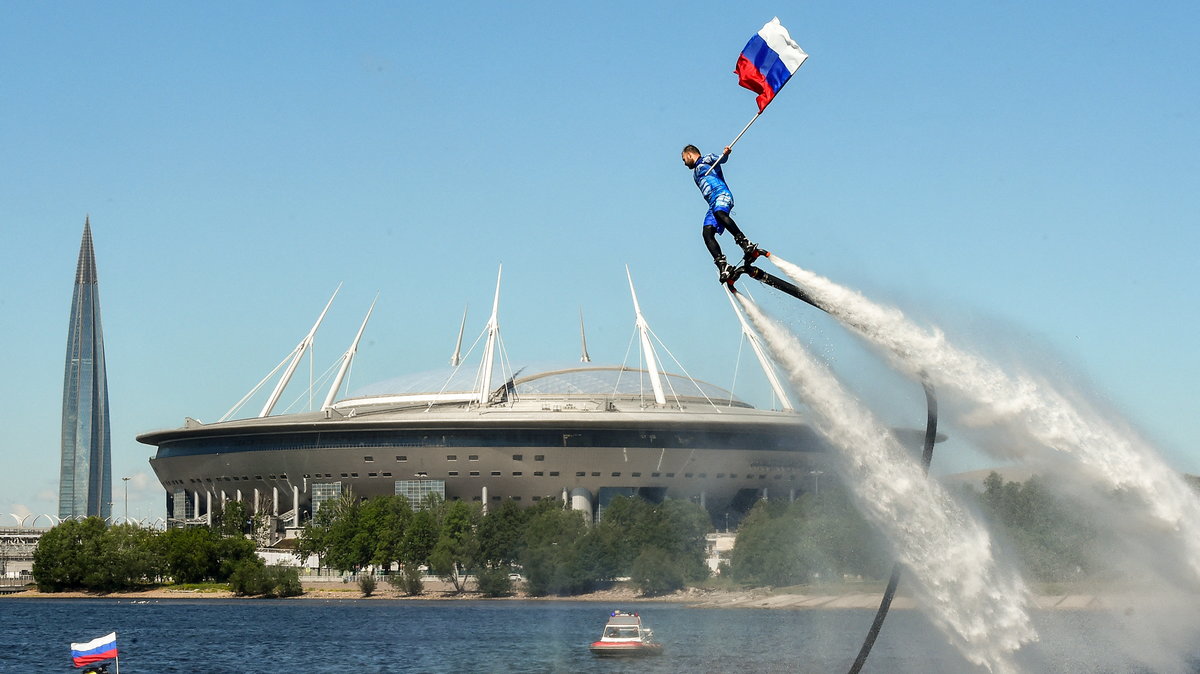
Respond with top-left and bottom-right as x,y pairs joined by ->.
59,218 -> 112,520
138,273 -> 831,531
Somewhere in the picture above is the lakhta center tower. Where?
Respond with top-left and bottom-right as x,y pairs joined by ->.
59,218 -> 112,519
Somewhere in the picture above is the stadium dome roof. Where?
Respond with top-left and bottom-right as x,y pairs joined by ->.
347,362 -> 745,405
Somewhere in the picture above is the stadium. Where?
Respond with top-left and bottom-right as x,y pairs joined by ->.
138,273 -> 832,533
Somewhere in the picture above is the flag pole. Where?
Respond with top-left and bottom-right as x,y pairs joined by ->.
701,110 -> 763,177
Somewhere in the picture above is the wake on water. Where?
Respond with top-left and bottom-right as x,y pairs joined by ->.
763,254 -> 1200,587
735,295 -> 1036,673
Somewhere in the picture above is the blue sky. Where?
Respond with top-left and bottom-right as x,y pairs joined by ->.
2,1 -> 1197,521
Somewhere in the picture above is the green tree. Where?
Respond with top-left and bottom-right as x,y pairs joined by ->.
631,546 -> 685,596
428,500 -> 480,593
93,523 -> 163,591
388,564 -> 424,595
521,506 -> 595,596
477,500 -> 528,568
729,493 -> 888,587
475,566 -> 514,597
159,526 -> 221,583
229,558 -> 302,597
400,508 -> 439,568
211,500 -> 254,538
594,496 -> 710,582
32,518 -> 107,592
968,472 -> 1099,582
300,494 -> 374,573
358,574 -> 377,597
158,525 -> 255,583
361,495 -> 413,570
729,501 -> 806,586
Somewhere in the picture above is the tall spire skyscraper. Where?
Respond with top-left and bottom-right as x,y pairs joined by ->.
59,217 -> 112,520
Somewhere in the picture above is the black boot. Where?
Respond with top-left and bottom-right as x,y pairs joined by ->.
714,255 -> 732,283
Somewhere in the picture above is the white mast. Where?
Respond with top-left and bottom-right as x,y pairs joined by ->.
259,284 -> 340,417
724,287 -> 794,411
626,267 -> 666,405
322,294 -> 378,410
450,305 -> 467,367
478,266 -> 502,405
579,308 -> 591,363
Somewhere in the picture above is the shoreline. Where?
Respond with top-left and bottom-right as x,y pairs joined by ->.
0,583 -> 1152,610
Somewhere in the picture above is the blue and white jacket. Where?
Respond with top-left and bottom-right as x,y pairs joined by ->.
692,153 -> 732,206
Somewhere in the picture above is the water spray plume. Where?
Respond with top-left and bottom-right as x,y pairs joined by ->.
765,254 -> 1200,586
735,294 -> 1036,673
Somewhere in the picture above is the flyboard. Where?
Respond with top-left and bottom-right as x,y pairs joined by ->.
725,245 -> 938,674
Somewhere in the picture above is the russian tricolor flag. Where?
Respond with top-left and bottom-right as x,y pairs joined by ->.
71,632 -> 118,668
735,18 -> 808,112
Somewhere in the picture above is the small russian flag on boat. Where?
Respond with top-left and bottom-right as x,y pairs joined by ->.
70,632 -> 118,668
734,17 -> 808,112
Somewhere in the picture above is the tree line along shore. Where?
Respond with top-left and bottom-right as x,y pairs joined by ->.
18,473 -> 1133,600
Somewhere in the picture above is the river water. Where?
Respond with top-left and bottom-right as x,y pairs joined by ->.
3,599 -> 1199,673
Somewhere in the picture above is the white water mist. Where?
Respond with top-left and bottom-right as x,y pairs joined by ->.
766,254 -> 1200,585
737,295 -> 1036,673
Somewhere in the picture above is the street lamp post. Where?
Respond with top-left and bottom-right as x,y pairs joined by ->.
122,477 -> 131,523
809,470 -> 824,495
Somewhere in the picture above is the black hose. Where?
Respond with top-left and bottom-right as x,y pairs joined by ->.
847,376 -> 937,674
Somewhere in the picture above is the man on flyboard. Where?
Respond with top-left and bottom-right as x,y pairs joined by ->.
682,144 -> 757,283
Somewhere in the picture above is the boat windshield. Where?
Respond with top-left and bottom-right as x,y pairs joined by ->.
604,626 -> 641,639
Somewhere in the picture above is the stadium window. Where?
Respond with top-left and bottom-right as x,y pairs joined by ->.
446,455 -> 457,461
340,473 -> 349,478
533,471 -> 544,477
512,496 -> 522,501
470,471 -> 480,477
513,472 -> 523,476
632,472 -> 641,477
666,473 -> 675,478
549,471 -> 560,477
651,472 -> 660,478
532,496 -> 542,501
611,472 -> 621,477
512,454 -> 523,461
716,473 -> 725,478
698,473 -> 707,479
448,471 -> 459,476
469,455 -> 479,461
576,471 -> 586,477
364,456 -> 374,462
591,472 -> 600,477
279,474 -> 287,479
368,473 -> 378,478
491,471 -> 501,476
685,473 -> 694,478
382,472 -> 392,477
534,455 -> 545,461
396,456 -> 407,462
351,473 -> 359,478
